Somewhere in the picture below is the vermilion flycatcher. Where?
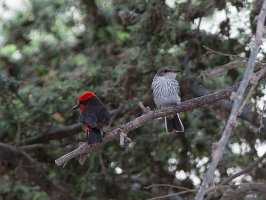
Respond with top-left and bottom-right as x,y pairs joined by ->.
151,67 -> 184,133
72,92 -> 110,144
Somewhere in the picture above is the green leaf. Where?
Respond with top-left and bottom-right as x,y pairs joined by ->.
116,30 -> 130,41
1,44 -> 17,56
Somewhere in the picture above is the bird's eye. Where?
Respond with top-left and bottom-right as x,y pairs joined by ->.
164,69 -> 169,73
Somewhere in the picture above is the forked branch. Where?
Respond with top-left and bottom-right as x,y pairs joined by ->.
195,1 -> 266,199
55,68 -> 266,166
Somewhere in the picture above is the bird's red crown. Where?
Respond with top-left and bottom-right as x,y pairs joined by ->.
77,92 -> 95,110
78,92 -> 95,102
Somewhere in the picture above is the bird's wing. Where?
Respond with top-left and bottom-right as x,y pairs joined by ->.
79,109 -> 98,128
85,96 -> 110,127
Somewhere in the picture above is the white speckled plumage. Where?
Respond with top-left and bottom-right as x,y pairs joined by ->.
151,73 -> 181,108
151,67 -> 184,133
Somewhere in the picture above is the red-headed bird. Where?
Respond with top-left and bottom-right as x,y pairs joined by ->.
72,92 -> 110,144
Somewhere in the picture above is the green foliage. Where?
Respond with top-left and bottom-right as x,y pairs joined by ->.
0,0 -> 265,200
1,44 -> 17,56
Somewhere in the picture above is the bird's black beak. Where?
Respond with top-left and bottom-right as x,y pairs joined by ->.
72,104 -> 79,109
174,69 -> 181,73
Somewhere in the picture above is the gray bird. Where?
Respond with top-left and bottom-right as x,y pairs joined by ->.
151,66 -> 184,133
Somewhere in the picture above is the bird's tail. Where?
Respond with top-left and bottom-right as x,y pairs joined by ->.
165,114 -> 184,133
87,128 -> 103,145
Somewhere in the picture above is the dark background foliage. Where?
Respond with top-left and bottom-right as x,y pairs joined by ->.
0,0 -> 265,199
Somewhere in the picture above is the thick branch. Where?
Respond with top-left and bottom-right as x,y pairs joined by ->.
195,2 -> 266,199
19,109 -> 119,145
190,79 -> 266,132
0,143 -> 76,200
55,68 -> 266,166
17,68 -> 265,147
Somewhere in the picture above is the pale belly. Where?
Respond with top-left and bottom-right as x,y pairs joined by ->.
152,78 -> 181,108
154,92 -> 180,108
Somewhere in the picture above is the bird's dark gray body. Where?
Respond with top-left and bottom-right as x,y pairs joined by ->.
79,96 -> 110,129
79,96 -> 110,144
151,67 -> 184,133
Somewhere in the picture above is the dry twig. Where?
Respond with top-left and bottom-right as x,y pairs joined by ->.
55,84 -> 240,166
201,61 -> 264,78
221,152 -> 266,185
220,181 -> 266,200
239,67 -> 266,113
55,68 -> 266,166
19,143 -> 60,150
195,2 -> 266,200
146,190 -> 197,200
205,152 -> 266,200
146,182 -> 266,200
138,101 -> 151,113
203,45 -> 241,57
144,183 -> 194,191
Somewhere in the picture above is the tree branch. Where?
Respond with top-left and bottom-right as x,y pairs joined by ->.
195,1 -> 266,199
205,152 -> 266,200
201,61 -> 265,78
19,109 -> 119,145
221,152 -> 266,185
190,71 -> 266,132
202,45 -> 241,57
18,68 -> 266,147
55,68 -> 266,166
20,123 -> 82,145
20,143 -> 64,151
0,142 -> 76,200
220,181 -> 266,200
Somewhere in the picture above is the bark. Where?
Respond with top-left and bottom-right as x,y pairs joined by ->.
190,83 -> 266,132
220,182 -> 266,200
55,68 -> 266,166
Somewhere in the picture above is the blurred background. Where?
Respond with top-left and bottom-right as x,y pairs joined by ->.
0,0 -> 265,199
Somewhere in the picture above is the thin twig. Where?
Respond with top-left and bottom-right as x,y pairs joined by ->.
190,82 -> 266,132
146,190 -> 197,200
78,164 -> 93,200
195,2 -> 266,200
144,184 -> 193,191
239,67 -> 266,113
19,143 -> 61,151
203,45 -> 242,58
221,152 -> 266,185
201,61 -> 264,78
220,181 -> 266,200
147,182 -> 266,200
239,84 -> 256,112
258,103 -> 266,132
99,153 -> 107,175
138,101 -> 151,113
19,123 -> 82,145
205,151 -> 266,200
146,183 -> 263,200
